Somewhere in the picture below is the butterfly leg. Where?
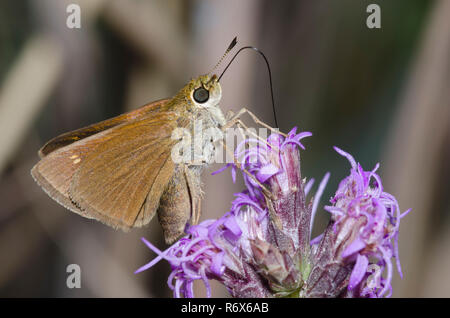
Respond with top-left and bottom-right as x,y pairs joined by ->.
224,116 -> 282,155
224,108 -> 287,137
222,108 -> 283,156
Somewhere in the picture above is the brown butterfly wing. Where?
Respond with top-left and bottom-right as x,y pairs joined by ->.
38,99 -> 169,158
67,111 -> 180,230
31,124 -> 121,219
31,97 -> 187,230
31,99 -> 170,218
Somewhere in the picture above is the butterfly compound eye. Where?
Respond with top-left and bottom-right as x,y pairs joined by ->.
193,87 -> 209,103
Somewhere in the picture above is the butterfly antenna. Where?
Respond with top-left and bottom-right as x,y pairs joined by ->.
218,46 -> 279,128
209,36 -> 238,75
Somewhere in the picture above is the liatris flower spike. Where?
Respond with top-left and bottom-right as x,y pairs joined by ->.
136,127 -> 410,298
308,146 -> 411,298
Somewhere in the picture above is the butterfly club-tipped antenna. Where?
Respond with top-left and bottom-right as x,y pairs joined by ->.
208,36 -> 238,76
217,43 -> 279,128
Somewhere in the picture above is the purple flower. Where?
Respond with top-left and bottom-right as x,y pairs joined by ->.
134,209 -> 270,298
311,146 -> 411,297
135,129 -> 410,298
136,127 -> 312,297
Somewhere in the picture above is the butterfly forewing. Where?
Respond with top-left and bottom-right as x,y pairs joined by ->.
31,123 -> 123,218
70,113 -> 178,229
38,99 -> 169,158
32,101 -> 184,230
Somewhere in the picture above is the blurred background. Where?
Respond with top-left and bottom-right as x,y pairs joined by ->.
0,0 -> 448,297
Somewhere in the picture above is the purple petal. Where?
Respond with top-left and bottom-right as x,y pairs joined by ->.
342,237 -> 366,258
334,146 -> 357,169
400,208 -> 412,219
310,233 -> 324,245
211,251 -> 225,276
231,166 -> 237,183
256,164 -> 279,182
310,172 -> 331,233
134,237 -> 167,274
224,216 -> 242,237
348,254 -> 369,290
304,178 -> 315,196
211,164 -> 231,176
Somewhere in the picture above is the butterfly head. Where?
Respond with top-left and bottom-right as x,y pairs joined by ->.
185,74 -> 222,109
